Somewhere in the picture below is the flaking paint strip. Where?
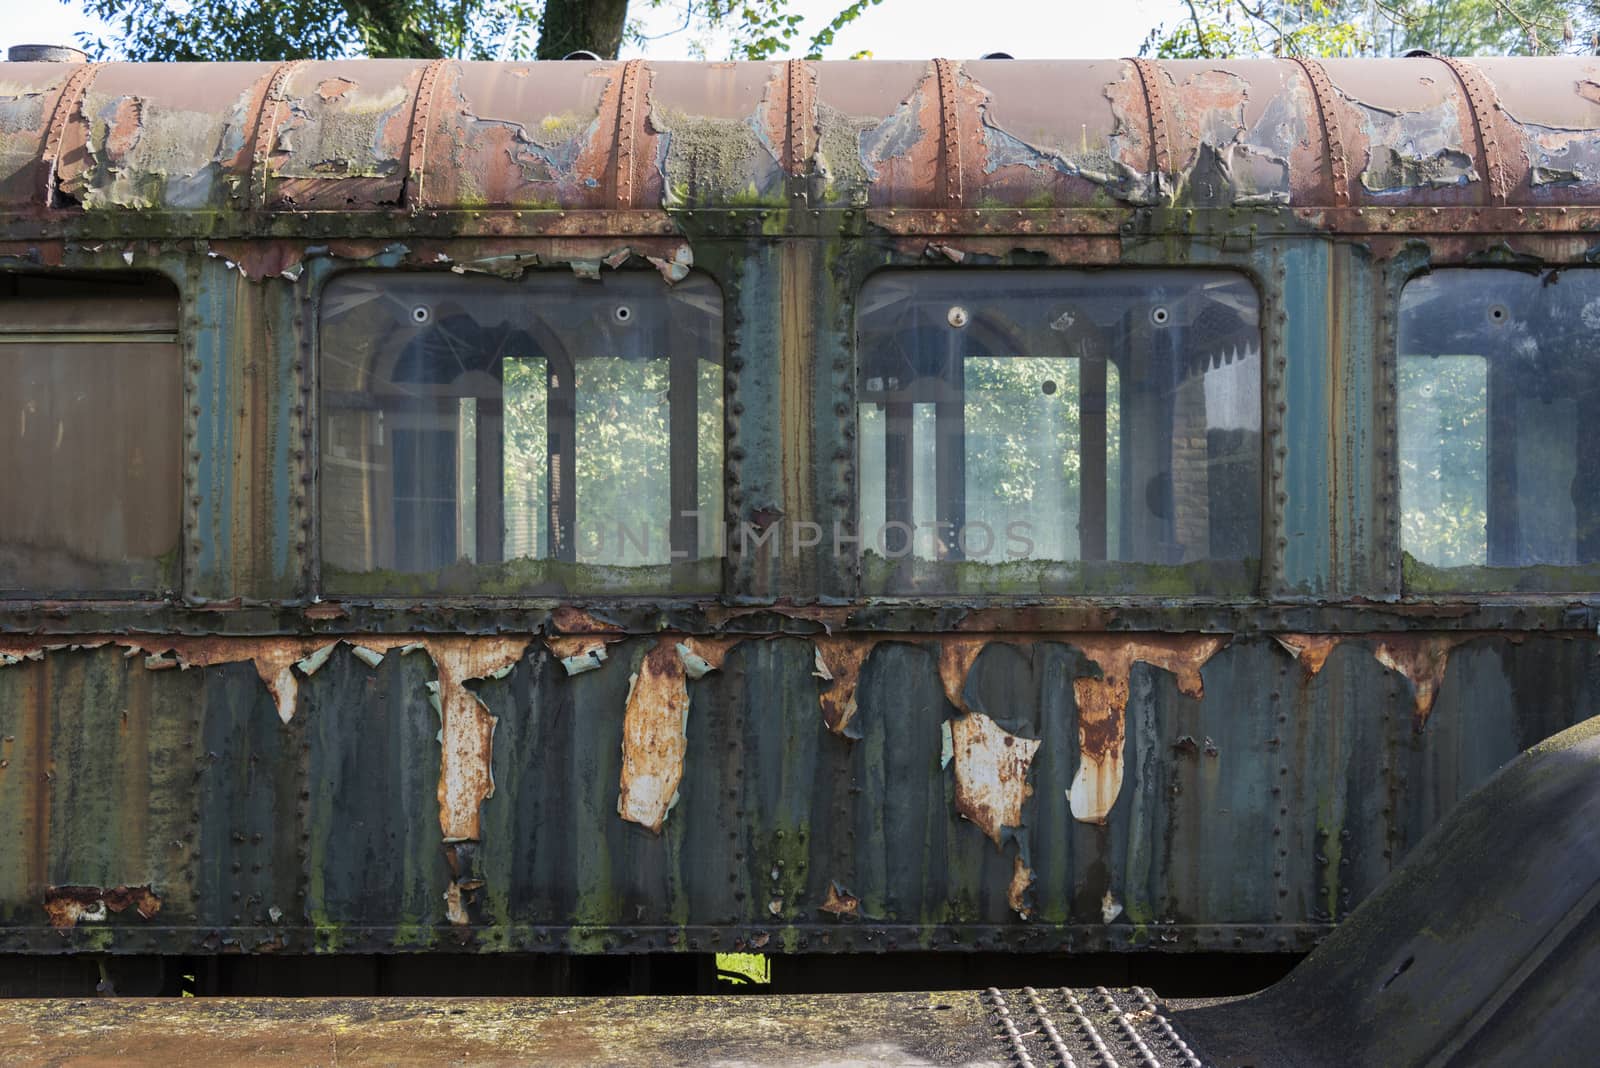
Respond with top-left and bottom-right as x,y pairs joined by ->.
617,635 -> 737,833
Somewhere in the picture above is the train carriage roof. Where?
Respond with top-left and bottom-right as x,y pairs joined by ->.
3,56 -> 1600,221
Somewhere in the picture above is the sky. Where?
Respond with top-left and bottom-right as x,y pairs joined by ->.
2,0 -> 1190,61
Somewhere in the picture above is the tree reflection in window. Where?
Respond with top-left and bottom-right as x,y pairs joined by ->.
857,271 -> 1261,596
1399,269 -> 1600,593
319,272 -> 723,596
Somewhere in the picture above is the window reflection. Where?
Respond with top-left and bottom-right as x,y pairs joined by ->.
856,271 -> 1261,595
1399,269 -> 1600,592
319,272 -> 723,596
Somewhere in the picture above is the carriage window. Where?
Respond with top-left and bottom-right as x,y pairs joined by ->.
0,273 -> 182,596
857,271 -> 1261,595
1399,269 -> 1600,592
319,272 -> 723,595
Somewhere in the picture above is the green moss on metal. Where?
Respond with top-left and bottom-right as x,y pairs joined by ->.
860,553 -> 1257,596
1401,551 -> 1600,595
324,557 -> 720,597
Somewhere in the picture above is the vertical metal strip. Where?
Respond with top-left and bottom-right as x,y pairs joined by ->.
615,58 -> 646,209
1293,58 -> 1351,207
249,61 -> 304,211
934,58 -> 963,207
785,58 -> 817,176
1438,56 -> 1510,206
1130,58 -> 1172,184
40,62 -> 101,209
404,58 -> 449,210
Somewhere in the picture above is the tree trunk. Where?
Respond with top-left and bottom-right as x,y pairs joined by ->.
536,0 -> 631,59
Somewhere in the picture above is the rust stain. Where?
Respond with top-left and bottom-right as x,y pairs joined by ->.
316,77 -> 357,102
819,881 -> 859,918
549,606 -> 623,634
1008,855 -> 1034,920
44,884 -> 161,929
947,710 -> 1040,847
1065,636 -> 1227,824
936,637 -> 991,715
1374,635 -> 1473,732
617,636 -> 738,833
812,637 -> 880,736
1276,634 -> 1342,678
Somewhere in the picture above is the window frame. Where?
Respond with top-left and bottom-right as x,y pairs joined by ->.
311,266 -> 730,601
1393,263 -> 1600,598
850,265 -> 1269,601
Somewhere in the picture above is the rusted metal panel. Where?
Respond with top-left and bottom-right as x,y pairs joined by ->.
54,63 -> 269,211
263,60 -> 426,209
6,58 -> 1600,231
961,59 -> 1154,208
0,630 -> 1593,954
1475,56 -> 1600,205
0,63 -> 77,211
1320,58 -> 1483,206
648,60 -> 787,208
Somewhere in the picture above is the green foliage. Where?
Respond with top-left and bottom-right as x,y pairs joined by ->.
1398,355 -> 1488,569
1142,0 -> 1596,58
71,0 -> 886,61
74,0 -> 542,60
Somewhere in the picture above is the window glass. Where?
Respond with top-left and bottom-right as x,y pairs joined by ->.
1399,269 -> 1600,592
320,272 -> 723,595
857,271 -> 1261,595
0,274 -> 182,595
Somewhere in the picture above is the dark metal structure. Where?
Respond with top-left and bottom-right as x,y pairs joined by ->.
1,55 -> 1599,984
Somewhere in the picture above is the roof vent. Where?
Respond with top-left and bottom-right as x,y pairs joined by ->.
7,44 -> 89,63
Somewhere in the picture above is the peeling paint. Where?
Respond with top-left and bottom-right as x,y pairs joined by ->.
820,881 -> 859,918
1276,634 -> 1342,678
812,636 -> 880,737
1375,636 -> 1473,731
947,710 -> 1040,847
1008,856 -> 1034,920
1066,637 -> 1228,824
547,636 -> 614,676
617,636 -> 737,833
1102,890 -> 1123,924
44,884 -> 161,929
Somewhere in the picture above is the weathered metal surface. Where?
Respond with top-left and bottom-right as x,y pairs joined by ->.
6,57 -> 1600,965
4,57 -> 1600,227
8,628 -> 1577,953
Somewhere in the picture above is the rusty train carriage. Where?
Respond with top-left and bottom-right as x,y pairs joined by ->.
1,54 -> 1599,970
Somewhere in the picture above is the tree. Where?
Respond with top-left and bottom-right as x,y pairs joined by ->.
1143,0 -> 1598,58
69,0 -> 885,62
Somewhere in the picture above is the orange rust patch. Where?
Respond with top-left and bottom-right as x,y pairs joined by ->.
44,884 -> 160,929
1066,636 -> 1228,824
617,636 -> 738,833
812,637 -> 880,736
948,712 -> 1041,847
935,638 -> 990,715
1276,634 -> 1341,677
1374,635 -> 1473,732
316,77 -> 357,101
819,882 -> 860,918
1008,856 -> 1034,920
549,606 -> 623,634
